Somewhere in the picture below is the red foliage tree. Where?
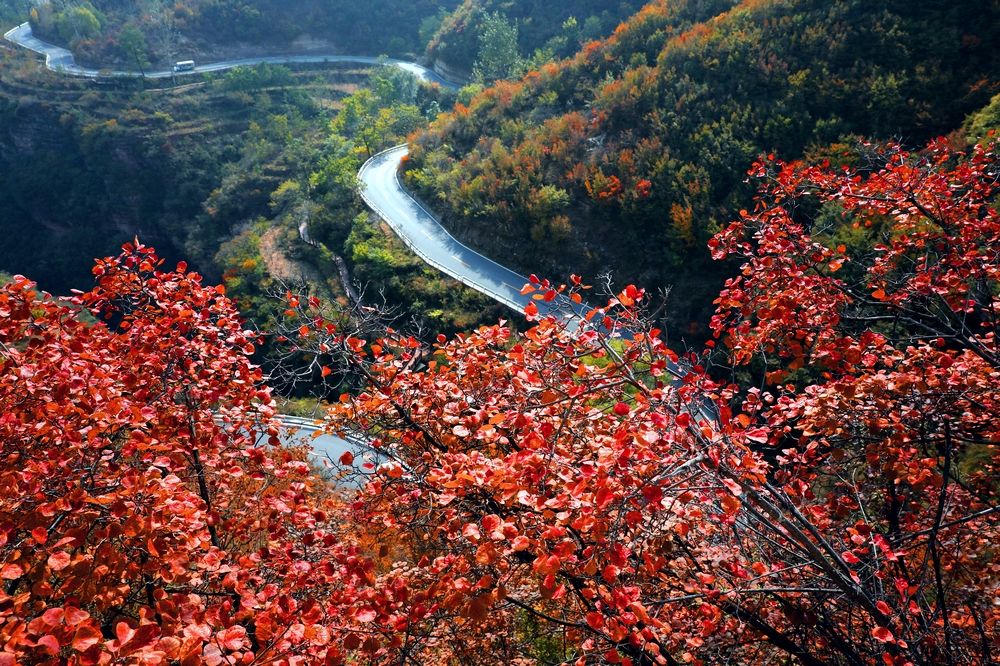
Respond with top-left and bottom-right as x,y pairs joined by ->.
6,136 -> 1000,666
288,139 -> 1000,665
0,243 -> 382,665
708,139 -> 1000,665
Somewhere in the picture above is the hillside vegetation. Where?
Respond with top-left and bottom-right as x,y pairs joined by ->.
0,51 -> 503,338
404,0 -> 1000,340
23,0 -> 461,70
425,0 -> 647,79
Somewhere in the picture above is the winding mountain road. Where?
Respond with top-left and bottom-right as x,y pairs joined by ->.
2,23 -> 456,87
2,22 -> 541,316
358,145 -> 541,314
2,22 -> 550,440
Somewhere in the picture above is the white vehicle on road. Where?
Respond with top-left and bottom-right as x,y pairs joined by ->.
173,60 -> 195,72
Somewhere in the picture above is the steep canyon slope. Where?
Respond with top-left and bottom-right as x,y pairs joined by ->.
404,0 -> 1000,340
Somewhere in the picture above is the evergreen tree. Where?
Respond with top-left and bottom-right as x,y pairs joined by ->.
472,12 -> 522,83
118,24 -> 149,76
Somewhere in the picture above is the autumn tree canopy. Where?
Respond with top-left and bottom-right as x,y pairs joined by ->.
4,137 -> 1000,666
298,139 -> 1000,665
0,244 -> 382,665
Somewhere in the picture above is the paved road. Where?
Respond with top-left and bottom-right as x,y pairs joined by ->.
359,145 -> 542,314
2,22 -> 458,88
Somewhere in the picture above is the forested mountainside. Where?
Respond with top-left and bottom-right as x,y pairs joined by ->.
424,0 -> 648,79
404,0 -> 1000,340
0,57 -> 502,337
22,0 -> 460,69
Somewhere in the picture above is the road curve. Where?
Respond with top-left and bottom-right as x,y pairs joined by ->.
2,22 -> 458,88
359,145 -> 540,314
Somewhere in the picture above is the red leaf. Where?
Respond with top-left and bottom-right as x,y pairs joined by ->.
64,607 -> 90,627
872,626 -> 894,643
115,621 -> 134,646
72,624 -> 103,651
37,635 -> 60,655
41,608 -> 64,626
595,486 -> 615,510
586,612 -> 605,631
221,626 -> 247,651
482,514 -> 502,533
641,485 -> 663,504
721,478 -> 743,496
120,624 -> 160,656
0,563 -> 22,579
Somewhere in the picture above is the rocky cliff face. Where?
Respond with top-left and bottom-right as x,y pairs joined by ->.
430,59 -> 470,86
0,98 -> 72,157
0,102 -> 162,239
0,95 -> 182,293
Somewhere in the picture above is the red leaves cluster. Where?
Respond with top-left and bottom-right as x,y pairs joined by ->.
6,136 -> 1000,666
303,138 -> 1000,665
708,139 -> 1000,665
0,243 -> 387,665
291,276 -> 798,665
